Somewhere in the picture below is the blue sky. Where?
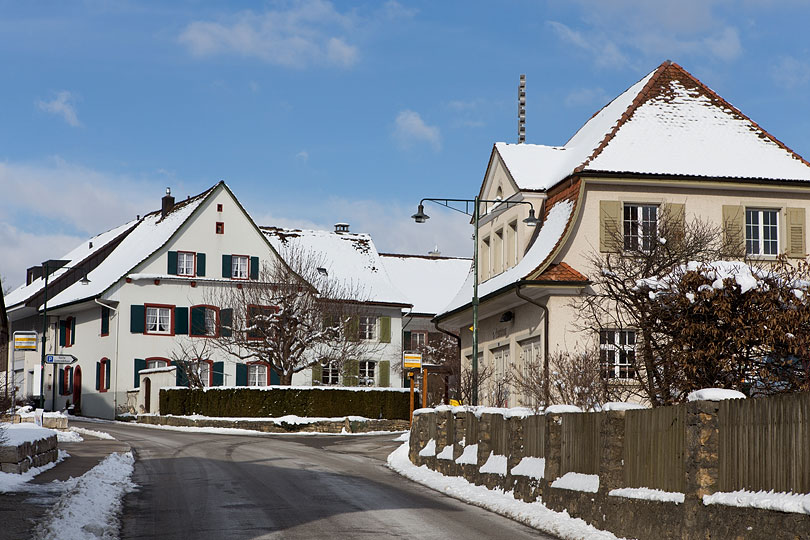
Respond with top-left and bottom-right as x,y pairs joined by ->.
3,0 -> 810,289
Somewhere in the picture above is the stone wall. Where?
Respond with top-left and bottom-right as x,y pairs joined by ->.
408,402 -> 810,540
137,414 -> 409,434
0,433 -> 58,474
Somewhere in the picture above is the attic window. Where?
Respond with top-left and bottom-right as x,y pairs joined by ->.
217,204 -> 223,212
495,186 -> 503,200
216,222 -> 225,234
317,267 -> 328,276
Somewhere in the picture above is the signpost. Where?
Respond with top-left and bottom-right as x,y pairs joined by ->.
13,331 -> 38,351
403,352 -> 422,369
45,354 -> 77,365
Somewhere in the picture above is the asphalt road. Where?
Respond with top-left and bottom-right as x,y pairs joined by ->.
80,421 -> 557,539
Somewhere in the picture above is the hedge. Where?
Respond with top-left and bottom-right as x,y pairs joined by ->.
159,387 -> 418,420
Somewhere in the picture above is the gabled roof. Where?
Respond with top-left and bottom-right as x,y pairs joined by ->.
379,253 -> 472,315
6,183 -> 220,312
495,61 -> 810,192
262,227 -> 411,307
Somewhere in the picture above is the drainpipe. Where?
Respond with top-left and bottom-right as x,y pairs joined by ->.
515,285 -> 550,407
95,299 -> 119,416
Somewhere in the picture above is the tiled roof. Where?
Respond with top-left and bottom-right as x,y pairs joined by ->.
535,262 -> 588,283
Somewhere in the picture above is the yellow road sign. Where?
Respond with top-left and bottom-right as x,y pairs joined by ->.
403,352 -> 422,369
13,331 -> 38,351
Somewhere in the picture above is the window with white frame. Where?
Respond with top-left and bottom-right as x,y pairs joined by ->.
359,316 -> 377,340
322,362 -> 339,385
411,331 -> 427,349
232,255 -> 249,279
146,306 -> 172,334
204,308 -> 217,336
146,358 -> 169,369
177,251 -> 195,276
599,330 -> 636,379
746,209 -> 779,256
248,364 -> 267,386
624,204 -> 658,251
198,361 -> 211,387
359,361 -> 375,385
519,338 -> 542,408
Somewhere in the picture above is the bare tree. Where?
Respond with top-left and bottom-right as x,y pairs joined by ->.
457,363 -> 494,406
207,245 -> 380,385
574,205 -> 730,406
170,337 -> 218,389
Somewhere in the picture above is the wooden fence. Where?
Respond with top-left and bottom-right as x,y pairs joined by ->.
560,412 -> 601,475
624,403 -> 686,492
523,414 -> 545,458
489,413 -> 508,455
719,391 -> 810,493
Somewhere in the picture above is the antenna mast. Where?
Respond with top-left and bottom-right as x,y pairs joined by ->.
518,74 -> 526,144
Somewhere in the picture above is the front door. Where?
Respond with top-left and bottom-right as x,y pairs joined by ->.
143,378 -> 151,413
72,366 -> 82,413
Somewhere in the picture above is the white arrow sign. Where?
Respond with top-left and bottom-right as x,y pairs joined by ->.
45,354 -> 77,365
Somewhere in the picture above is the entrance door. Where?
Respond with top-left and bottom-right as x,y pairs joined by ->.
143,378 -> 151,413
72,366 -> 82,413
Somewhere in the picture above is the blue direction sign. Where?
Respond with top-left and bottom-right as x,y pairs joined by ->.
45,354 -> 77,365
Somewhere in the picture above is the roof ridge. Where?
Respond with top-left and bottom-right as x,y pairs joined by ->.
379,252 -> 472,261
574,60 -> 672,173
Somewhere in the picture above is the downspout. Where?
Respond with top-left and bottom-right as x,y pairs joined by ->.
515,285 -> 550,407
95,298 -> 120,416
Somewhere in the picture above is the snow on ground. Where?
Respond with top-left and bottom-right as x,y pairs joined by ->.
69,427 -> 116,440
418,439 -> 436,457
33,452 -> 136,540
511,457 -> 545,479
0,450 -> 69,493
455,444 -> 478,465
550,472 -> 600,493
480,453 -> 507,475
57,431 -> 83,443
387,443 -> 621,540
686,388 -> 747,402
609,487 -> 685,504
2,423 -> 57,445
703,489 -> 810,514
123,421 -> 405,437
392,432 -> 409,442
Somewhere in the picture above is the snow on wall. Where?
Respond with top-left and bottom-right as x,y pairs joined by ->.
703,489 -> 810,515
609,487 -> 685,504
550,472 -> 600,493
479,452 -> 508,475
511,457 -> 545,479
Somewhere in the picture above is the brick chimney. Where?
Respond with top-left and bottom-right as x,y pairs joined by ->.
334,223 -> 350,233
161,187 -> 175,218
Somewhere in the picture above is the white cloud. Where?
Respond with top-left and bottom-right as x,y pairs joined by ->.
548,21 -> 628,69
0,223 -> 83,291
295,150 -> 309,162
393,110 -> 441,151
36,91 -> 81,127
178,0 -> 359,68
770,55 -> 810,89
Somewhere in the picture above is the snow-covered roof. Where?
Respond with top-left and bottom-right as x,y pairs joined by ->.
379,254 -> 472,315
440,198 -> 577,315
495,61 -> 810,191
262,227 -> 411,306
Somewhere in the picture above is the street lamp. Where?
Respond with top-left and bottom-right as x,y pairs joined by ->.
412,197 -> 539,405
39,261 -> 90,409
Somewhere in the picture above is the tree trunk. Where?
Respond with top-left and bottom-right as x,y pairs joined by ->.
280,371 -> 293,385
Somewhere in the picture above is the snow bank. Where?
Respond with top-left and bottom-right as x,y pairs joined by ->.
387,443 -> 620,539
609,487 -> 685,504
70,427 -> 116,440
686,388 -> 746,402
703,489 -> 810,514
456,444 -> 479,465
57,431 -> 83,443
511,457 -> 545,479
545,405 -> 583,414
0,450 -> 68,493
551,472 -> 600,493
600,402 -> 647,412
34,452 -> 136,540
2,423 -> 56,446
479,452 -> 507,475
418,439 -> 436,457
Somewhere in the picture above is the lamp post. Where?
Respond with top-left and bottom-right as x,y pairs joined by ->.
38,261 -> 90,410
412,198 -> 539,406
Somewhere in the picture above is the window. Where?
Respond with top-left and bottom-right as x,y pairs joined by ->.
100,306 -> 110,336
198,360 -> 212,387
322,362 -> 340,385
624,204 -> 658,251
359,316 -> 377,340
519,338 -> 542,408
600,330 -> 636,379
746,209 -> 779,256
145,305 -> 173,335
216,222 -> 225,234
62,317 -> 75,347
481,237 -> 490,279
411,331 -> 427,349
507,221 -> 517,268
494,229 -> 504,274
191,306 -> 219,337
60,366 -> 74,396
177,251 -> 195,276
232,255 -> 249,279
248,363 -> 268,386
217,203 -> 223,212
359,361 -> 375,386
146,358 -> 169,369
97,358 -> 111,392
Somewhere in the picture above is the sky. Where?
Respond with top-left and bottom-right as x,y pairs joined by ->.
2,0 -> 810,290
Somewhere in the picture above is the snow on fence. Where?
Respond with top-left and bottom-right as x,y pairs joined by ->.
718,391 -> 810,494
624,403 -> 686,493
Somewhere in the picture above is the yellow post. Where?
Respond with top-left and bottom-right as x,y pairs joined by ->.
422,366 -> 428,409
409,372 -> 415,426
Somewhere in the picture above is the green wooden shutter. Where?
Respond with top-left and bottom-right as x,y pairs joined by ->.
95,362 -> 101,390
130,305 -> 145,333
167,251 -> 178,275
212,361 -> 224,386
66,367 -> 73,394
176,365 -> 188,387
663,203 -> 685,243
105,359 -> 111,390
190,306 -> 205,335
196,253 -> 206,277
403,331 -> 412,350
58,368 -> 65,395
342,360 -> 359,386
101,306 -> 110,335
134,358 -> 146,388
70,317 -> 76,345
379,316 -> 391,343
250,256 -> 259,279
311,363 -> 323,385
600,200 -> 621,253
59,321 -> 67,346
175,307 -> 188,335
347,317 -> 360,342
378,361 -> 390,387
235,363 -> 248,386
722,205 -> 745,256
787,207 -> 806,258
222,255 -> 232,278
270,368 -> 280,385
220,308 -> 233,337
